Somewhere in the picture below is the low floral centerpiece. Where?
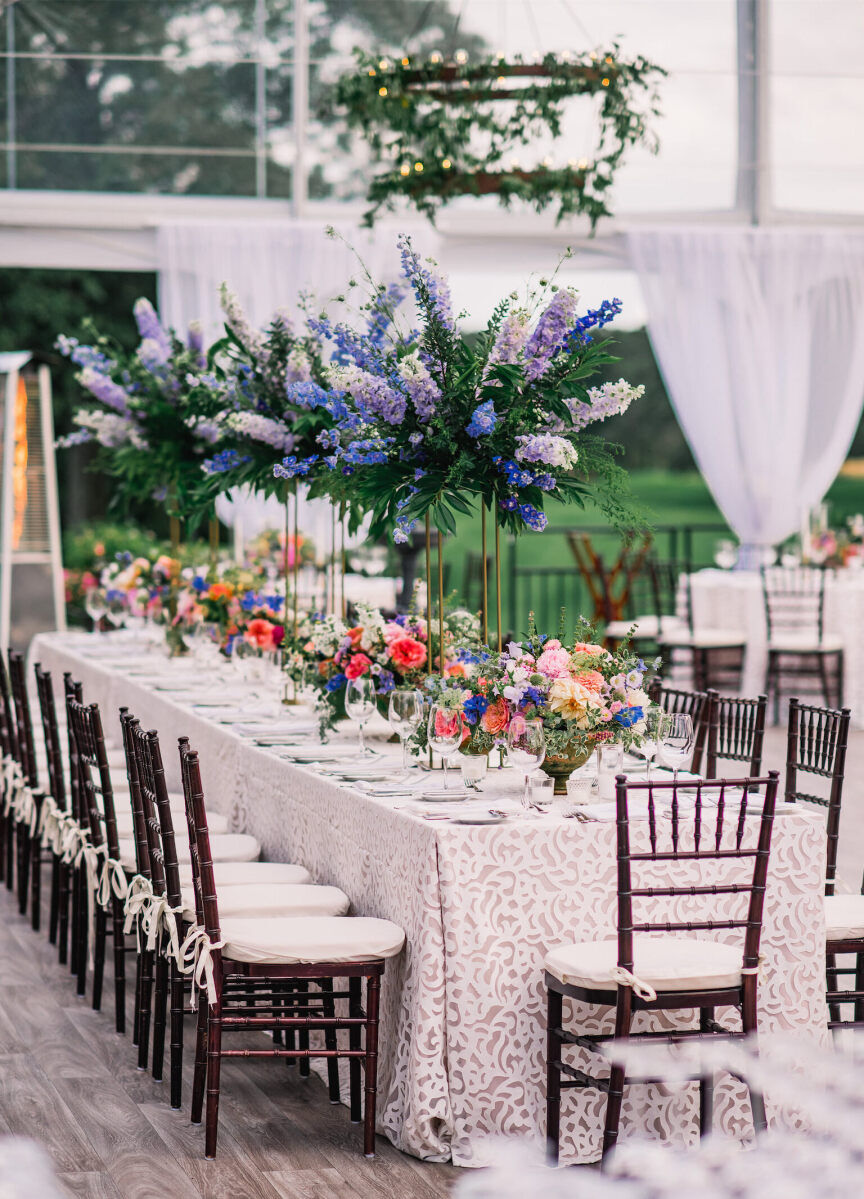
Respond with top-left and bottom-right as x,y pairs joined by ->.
285,602 -> 480,733
417,616 -> 655,792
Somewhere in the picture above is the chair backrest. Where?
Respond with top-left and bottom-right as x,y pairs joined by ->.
67,696 -> 121,859
130,723 -> 182,911
34,663 -> 66,811
648,680 -> 710,772
63,674 -> 85,826
614,772 -> 779,977
761,565 -> 829,643
784,697 -> 851,895
119,710 -> 151,881
0,651 -> 19,762
8,650 -> 38,789
648,559 -> 690,628
705,691 -> 767,780
179,742 -> 220,941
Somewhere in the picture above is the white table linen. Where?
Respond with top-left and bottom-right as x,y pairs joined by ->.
30,632 -> 829,1165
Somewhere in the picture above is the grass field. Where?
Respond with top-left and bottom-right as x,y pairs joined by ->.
442,470 -> 864,637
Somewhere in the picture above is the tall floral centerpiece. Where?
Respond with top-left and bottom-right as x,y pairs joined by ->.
276,231 -> 644,647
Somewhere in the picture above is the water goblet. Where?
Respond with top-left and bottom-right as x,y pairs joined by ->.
346,676 -> 377,759
84,588 -> 107,636
635,706 -> 662,782
657,712 -> 694,785
427,704 -> 464,789
387,689 -> 424,773
507,715 -> 546,808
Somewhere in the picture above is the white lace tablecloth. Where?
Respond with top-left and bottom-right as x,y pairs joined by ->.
690,568 -> 864,724
29,632 -> 829,1166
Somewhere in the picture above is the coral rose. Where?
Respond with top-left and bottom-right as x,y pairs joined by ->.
245,618 -> 275,649
389,636 -> 427,671
444,662 -> 466,678
480,697 -> 509,735
572,642 -> 606,657
344,653 -> 372,679
575,669 -> 605,693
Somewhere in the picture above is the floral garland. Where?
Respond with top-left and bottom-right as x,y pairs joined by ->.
276,231 -> 645,542
335,48 -> 665,227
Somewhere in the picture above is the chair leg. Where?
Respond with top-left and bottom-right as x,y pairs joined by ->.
602,989 -> 633,1160
133,946 -> 143,1047
546,987 -> 563,1166
152,951 -> 169,1082
296,980 -> 310,1078
348,976 -> 362,1124
17,823 -> 30,916
48,854 -> 60,944
204,997 -> 223,1159
92,905 -> 106,1012
137,948 -> 154,1072
191,997 -> 208,1125
699,1007 -> 714,1136
5,813 -> 15,891
169,965 -> 184,1110
363,973 -> 380,1159
30,833 -> 41,932
320,978 -> 341,1104
111,900 -> 126,1035
854,952 -> 864,1026
741,978 -> 766,1135
58,862 -> 70,966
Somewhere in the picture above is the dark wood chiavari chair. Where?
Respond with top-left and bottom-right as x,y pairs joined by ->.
0,651 -> 20,891
545,770 -> 779,1163
34,664 -> 71,962
8,650 -> 44,927
647,681 -> 710,773
781,698 -> 858,1028
761,565 -> 844,721
67,695 -> 128,1033
704,691 -> 767,780
179,741 -> 404,1159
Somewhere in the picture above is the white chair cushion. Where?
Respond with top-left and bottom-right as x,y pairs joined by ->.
217,915 -> 406,965
768,634 -> 844,653
544,935 -> 744,992
606,616 -> 688,640
825,894 -> 864,941
180,861 -> 311,888
661,628 -> 745,649
119,831 -> 260,872
181,883 -> 349,923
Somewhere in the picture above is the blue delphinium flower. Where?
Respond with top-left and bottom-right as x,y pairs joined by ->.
466,400 -> 497,438
567,297 -> 623,349
375,669 -> 396,694
286,380 -> 330,409
192,576 -> 208,593
326,672 -> 347,692
203,449 -> 251,475
613,705 -> 644,728
521,685 -> 547,708
463,694 -> 490,725
499,495 -> 518,512
519,503 -> 548,532
273,454 -> 318,479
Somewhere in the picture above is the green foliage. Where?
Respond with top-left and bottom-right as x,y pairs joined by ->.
336,48 -> 665,227
62,520 -> 170,572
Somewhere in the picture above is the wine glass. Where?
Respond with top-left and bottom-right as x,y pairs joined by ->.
634,707 -> 662,782
713,539 -> 738,570
84,588 -> 107,636
657,712 -> 694,785
388,689 -> 424,773
427,703 -> 464,789
346,676 -> 377,758
507,715 -> 546,808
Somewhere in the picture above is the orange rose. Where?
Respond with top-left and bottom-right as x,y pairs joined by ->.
444,662 -> 466,678
208,582 -> 234,601
480,697 -> 509,736
575,670 -> 605,693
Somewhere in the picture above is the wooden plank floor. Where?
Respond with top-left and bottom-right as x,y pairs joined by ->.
0,888 -> 460,1199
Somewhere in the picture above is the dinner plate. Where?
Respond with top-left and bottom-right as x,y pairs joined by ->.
418,790 -> 471,803
450,812 -> 508,825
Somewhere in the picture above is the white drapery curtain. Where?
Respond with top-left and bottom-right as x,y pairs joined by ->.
156,217 -> 438,339
628,227 -> 864,549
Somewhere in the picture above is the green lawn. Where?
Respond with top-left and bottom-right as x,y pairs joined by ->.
440,470 -> 864,638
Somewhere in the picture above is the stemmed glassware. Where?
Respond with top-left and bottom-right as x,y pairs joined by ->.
507,716 -> 547,808
657,712 -> 694,784
346,676 -> 377,758
388,689 -> 424,773
427,703 -> 464,789
635,707 -> 662,781
84,587 -> 107,636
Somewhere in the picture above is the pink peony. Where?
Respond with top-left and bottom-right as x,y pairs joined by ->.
535,645 -> 572,679
382,621 -> 405,644
344,653 -> 372,679
245,618 -> 276,649
389,636 -> 427,672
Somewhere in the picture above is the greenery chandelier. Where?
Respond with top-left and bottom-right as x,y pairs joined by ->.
335,46 -> 666,228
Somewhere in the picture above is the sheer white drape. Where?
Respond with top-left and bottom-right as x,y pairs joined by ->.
628,227 -> 864,551
156,217 -> 439,339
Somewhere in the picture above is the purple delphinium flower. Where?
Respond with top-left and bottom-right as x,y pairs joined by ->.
524,289 -> 580,381
466,400 -> 498,438
224,411 -> 295,451
484,308 -> 531,384
286,380 -> 330,409
565,379 -> 645,432
133,298 -> 172,368
220,284 -> 265,359
366,282 -> 406,345
397,234 -> 455,332
514,433 -> 578,469
56,335 -> 114,373
331,365 -> 406,426
499,494 -> 518,512
397,350 -> 439,422
79,367 -> 132,414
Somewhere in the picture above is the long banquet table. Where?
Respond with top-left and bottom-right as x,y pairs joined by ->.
31,631 -> 830,1166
